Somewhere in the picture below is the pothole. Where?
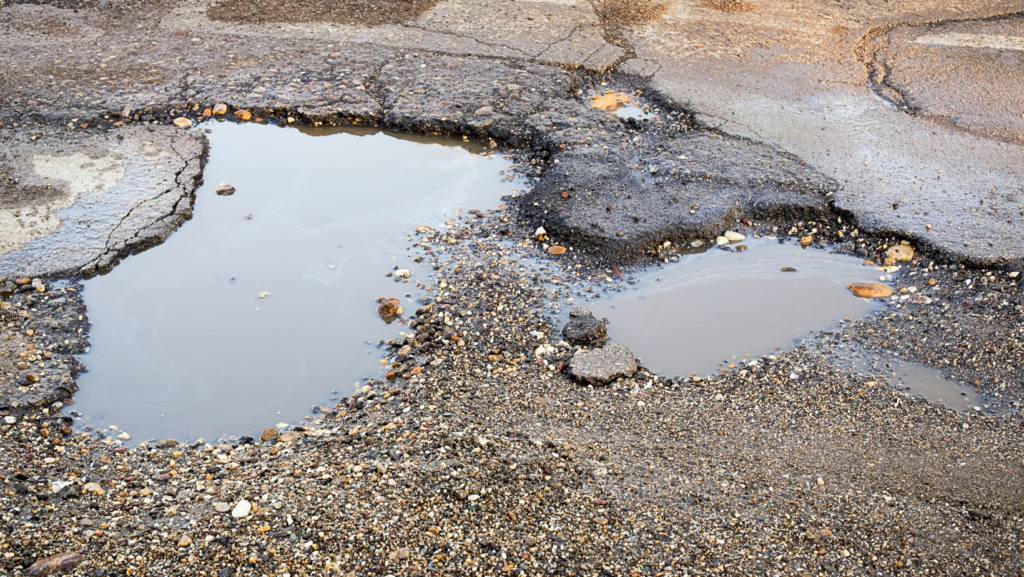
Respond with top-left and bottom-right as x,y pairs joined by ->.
588,89 -> 656,120
831,350 -> 983,413
557,239 -> 887,378
70,122 -> 519,443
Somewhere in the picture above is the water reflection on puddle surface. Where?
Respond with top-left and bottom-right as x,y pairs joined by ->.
566,241 -> 884,378
72,123 -> 518,442
589,90 -> 655,120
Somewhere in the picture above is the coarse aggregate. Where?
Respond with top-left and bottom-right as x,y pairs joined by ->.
1,209 -> 1022,576
0,279 -> 88,412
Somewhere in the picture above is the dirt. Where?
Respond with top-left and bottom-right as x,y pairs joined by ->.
699,0 -> 758,13
592,0 -> 669,47
208,0 -> 443,26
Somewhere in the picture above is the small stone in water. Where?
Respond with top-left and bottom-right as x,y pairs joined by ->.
118,432 -> 130,440
258,291 -> 271,299
781,267 -> 797,272
723,231 -> 745,242
377,298 -> 401,318
216,182 -> 236,195
261,428 -> 278,442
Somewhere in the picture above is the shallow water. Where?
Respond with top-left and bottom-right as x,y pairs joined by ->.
589,91 -> 655,120
71,123 -> 518,443
836,351 -> 979,412
564,241 -> 885,377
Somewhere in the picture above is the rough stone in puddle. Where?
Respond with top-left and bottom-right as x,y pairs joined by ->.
561,308 -> 607,345
377,297 -> 401,318
568,344 -> 637,385
261,428 -> 278,442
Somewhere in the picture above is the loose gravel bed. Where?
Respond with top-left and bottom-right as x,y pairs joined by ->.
1,212 -> 1022,576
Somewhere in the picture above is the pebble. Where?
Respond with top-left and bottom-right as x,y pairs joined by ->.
172,117 -> 193,127
216,182 -> 236,195
231,499 -> 252,518
885,244 -> 914,262
847,283 -> 893,298
723,231 -> 745,242
376,297 -> 401,318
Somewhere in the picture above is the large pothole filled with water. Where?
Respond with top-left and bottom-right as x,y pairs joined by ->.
67,123 -> 977,445
71,123 -> 519,442
549,239 -> 971,406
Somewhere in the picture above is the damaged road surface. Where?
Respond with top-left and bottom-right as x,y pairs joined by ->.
1,0 -> 1023,575
0,126 -> 205,277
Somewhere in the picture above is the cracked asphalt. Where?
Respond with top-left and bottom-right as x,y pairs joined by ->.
1,0 -> 1023,574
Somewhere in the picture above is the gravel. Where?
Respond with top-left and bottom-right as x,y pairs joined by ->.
1,210 -> 1022,575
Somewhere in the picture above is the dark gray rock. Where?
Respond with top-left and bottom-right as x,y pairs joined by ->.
562,308 -> 607,345
567,344 -> 637,386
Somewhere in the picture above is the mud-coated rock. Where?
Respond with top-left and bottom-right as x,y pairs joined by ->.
568,344 -> 637,386
561,308 -> 607,345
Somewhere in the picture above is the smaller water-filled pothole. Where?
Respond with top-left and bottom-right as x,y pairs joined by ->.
831,350 -> 983,413
556,239 -> 886,378
588,89 -> 656,120
70,122 -> 521,443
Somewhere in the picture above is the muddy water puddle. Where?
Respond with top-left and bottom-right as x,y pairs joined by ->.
562,240 -> 884,377
832,349 -> 982,412
71,123 -> 519,443
588,90 -> 655,120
